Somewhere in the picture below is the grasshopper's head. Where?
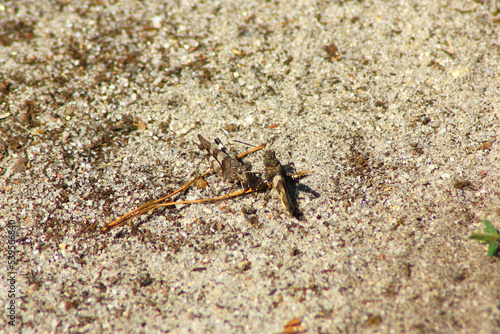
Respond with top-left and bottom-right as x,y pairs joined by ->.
263,150 -> 279,168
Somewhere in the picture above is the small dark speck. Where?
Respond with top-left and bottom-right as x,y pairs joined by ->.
139,274 -> 153,287
453,271 -> 467,283
323,220 -> 334,227
453,180 -> 473,190
192,267 -> 207,272
291,247 -> 301,256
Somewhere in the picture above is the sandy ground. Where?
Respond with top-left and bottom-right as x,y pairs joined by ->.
2,0 -> 500,333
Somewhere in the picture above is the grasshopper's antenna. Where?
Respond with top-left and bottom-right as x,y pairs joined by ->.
233,139 -> 258,147
234,136 -> 277,148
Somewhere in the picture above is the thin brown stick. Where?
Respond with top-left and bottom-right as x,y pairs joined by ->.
103,143 -> 266,231
157,186 -> 259,207
236,143 -> 266,158
103,170 -> 212,231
